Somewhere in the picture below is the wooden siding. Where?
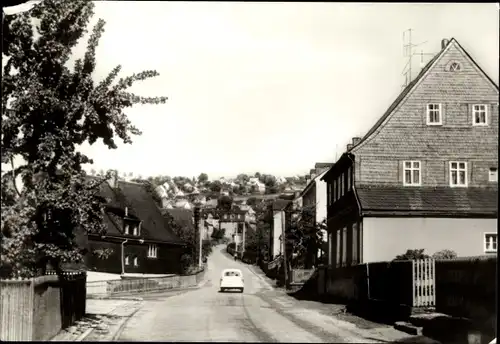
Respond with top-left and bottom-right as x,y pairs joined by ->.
352,42 -> 498,187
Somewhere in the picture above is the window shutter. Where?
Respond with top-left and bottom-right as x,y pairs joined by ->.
469,161 -> 473,186
398,160 -> 403,184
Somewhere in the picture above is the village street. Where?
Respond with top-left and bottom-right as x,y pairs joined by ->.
115,246 -> 424,343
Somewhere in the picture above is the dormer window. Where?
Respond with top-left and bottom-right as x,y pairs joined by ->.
132,224 -> 138,236
124,224 -> 130,235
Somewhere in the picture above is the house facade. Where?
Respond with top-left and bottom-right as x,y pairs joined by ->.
219,209 -> 247,247
322,38 -> 498,267
268,199 -> 291,262
86,173 -> 186,275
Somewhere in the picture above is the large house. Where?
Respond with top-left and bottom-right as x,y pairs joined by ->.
321,38 -> 498,267
219,209 -> 247,246
85,172 -> 186,275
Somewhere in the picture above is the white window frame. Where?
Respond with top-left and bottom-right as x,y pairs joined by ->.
403,160 -> 422,186
125,255 -> 130,265
148,244 -> 158,258
426,103 -> 442,125
124,224 -> 129,235
133,256 -> 138,266
484,233 -> 497,253
488,167 -> 498,182
472,104 -> 488,126
449,161 -> 468,187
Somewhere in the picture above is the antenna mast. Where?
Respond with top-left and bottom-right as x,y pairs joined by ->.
401,29 -> 433,89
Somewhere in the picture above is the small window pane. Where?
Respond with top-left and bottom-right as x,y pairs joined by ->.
413,170 -> 420,184
451,162 -> 457,169
405,170 -> 412,184
405,162 -> 411,168
459,171 -> 466,184
413,162 -> 420,169
459,162 -> 465,169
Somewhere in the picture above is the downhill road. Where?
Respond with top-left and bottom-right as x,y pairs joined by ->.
116,246 -> 418,343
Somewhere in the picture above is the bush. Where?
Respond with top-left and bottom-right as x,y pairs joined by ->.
393,249 -> 429,261
432,249 -> 458,260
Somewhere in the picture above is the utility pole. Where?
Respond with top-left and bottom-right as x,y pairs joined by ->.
242,221 -> 246,256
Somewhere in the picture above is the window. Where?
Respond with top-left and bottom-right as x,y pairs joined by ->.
426,104 -> 442,125
449,62 -> 461,72
224,214 -> 228,220
328,232 -> 333,266
133,257 -> 138,266
484,233 -> 497,253
472,104 -> 488,126
489,168 -> 498,182
347,167 -> 351,191
124,224 -> 129,235
333,180 -> 337,202
125,256 -> 130,265
132,225 -> 138,236
339,176 -> 343,197
403,161 -> 421,186
449,161 -> 467,187
148,244 -> 158,258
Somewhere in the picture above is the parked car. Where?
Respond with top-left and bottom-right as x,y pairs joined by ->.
219,268 -> 244,293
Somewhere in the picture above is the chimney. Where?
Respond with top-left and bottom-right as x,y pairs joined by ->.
352,137 -> 361,146
347,143 -> 353,151
441,39 -> 449,50
107,169 -> 118,189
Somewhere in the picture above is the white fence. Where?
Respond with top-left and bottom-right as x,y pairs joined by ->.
412,258 -> 436,307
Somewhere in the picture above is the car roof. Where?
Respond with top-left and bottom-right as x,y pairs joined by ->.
222,268 -> 242,274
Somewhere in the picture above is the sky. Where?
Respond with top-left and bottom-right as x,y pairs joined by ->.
5,2 -> 500,180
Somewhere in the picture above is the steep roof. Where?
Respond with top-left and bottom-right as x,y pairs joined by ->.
350,38 -> 499,153
357,185 -> 497,217
273,199 -> 291,211
314,162 -> 334,169
117,181 -> 184,244
299,169 -> 328,198
162,208 -> 194,231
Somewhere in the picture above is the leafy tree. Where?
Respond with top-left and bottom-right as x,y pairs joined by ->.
236,174 -> 249,183
432,249 -> 457,260
284,204 -> 327,270
394,249 -> 429,261
198,173 -> 208,184
217,195 -> 233,211
211,227 -> 225,240
1,0 -> 167,279
208,180 -> 222,193
246,197 -> 258,207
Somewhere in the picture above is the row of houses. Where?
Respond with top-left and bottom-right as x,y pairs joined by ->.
269,38 -> 498,269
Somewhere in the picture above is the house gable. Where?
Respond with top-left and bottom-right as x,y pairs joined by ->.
350,38 -> 498,187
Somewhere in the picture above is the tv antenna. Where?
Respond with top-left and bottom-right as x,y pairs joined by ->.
401,29 -> 434,89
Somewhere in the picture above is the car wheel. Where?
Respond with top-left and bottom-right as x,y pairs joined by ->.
220,288 -> 225,293
240,288 -> 244,293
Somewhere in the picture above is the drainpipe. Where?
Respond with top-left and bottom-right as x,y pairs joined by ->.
347,153 -> 362,217
121,239 -> 129,275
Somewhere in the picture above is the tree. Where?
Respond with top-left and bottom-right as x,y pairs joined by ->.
246,197 -> 258,207
284,204 -> 327,270
198,173 -> 208,184
236,173 -> 249,183
217,195 -> 233,211
432,249 -> 457,260
393,249 -> 429,261
208,180 -> 222,193
1,0 -> 167,279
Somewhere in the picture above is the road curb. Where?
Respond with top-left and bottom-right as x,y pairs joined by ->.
75,327 -> 93,342
247,265 -> 274,290
111,305 -> 143,341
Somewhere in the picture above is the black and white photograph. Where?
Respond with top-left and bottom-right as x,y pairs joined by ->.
1,1 -> 498,343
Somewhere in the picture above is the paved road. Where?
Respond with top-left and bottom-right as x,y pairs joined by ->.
117,246 -> 419,343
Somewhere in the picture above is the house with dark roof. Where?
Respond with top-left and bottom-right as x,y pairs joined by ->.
321,38 -> 498,267
85,172 -> 186,275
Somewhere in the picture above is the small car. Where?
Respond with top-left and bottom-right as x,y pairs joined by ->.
219,268 -> 244,293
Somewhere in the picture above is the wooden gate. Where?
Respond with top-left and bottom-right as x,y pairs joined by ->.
412,258 -> 436,307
